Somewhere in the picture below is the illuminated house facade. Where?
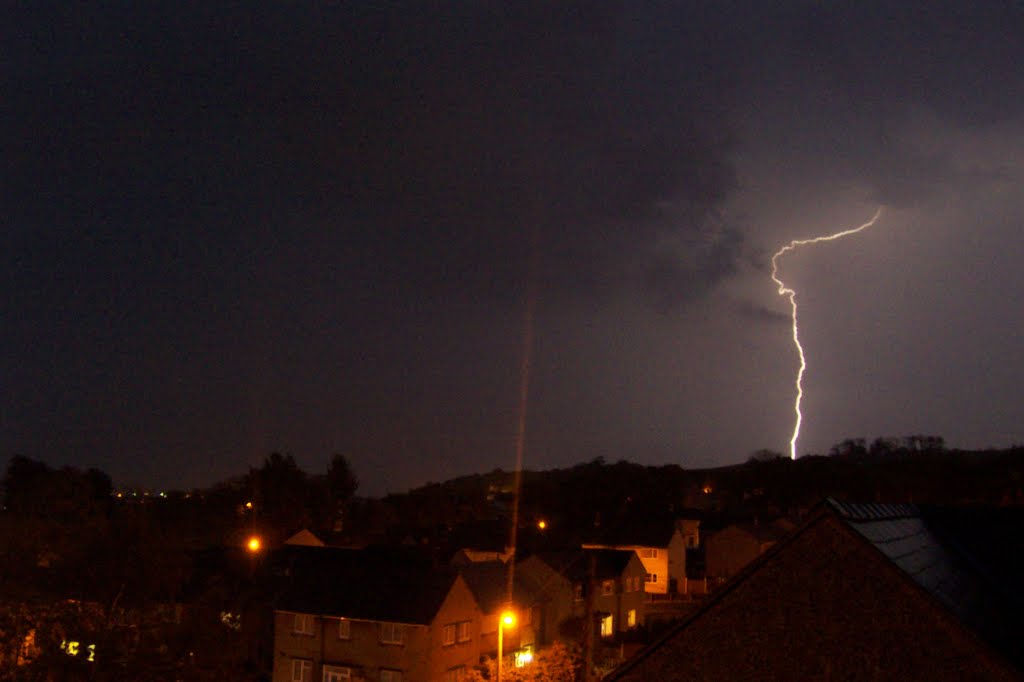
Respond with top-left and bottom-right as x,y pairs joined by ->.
272,547 -> 486,682
582,519 -> 698,594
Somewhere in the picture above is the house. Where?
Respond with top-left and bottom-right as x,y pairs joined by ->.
583,517 -> 698,594
272,546 -> 484,682
285,529 -> 326,547
518,548 -> 647,645
605,500 -> 1024,681
702,519 -> 790,585
456,560 -> 540,668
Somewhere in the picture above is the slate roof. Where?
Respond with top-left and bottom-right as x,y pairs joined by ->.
272,545 -> 462,625
826,498 -> 1024,667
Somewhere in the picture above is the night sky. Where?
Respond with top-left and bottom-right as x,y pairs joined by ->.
5,3 -> 1023,495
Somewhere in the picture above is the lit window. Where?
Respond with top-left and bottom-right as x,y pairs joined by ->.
627,609 -> 637,628
601,580 -> 614,596
337,618 -> 350,639
600,615 -> 613,637
456,621 -> 471,642
293,613 -> 314,636
380,669 -> 402,682
515,646 -> 534,667
442,624 -> 456,646
292,658 -> 312,682
380,622 -> 404,645
322,665 -> 351,682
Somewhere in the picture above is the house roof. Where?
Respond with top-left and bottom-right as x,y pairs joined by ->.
457,560 -> 537,613
530,549 -> 639,583
827,499 -> 1024,666
606,499 -> 1024,680
273,545 -> 464,625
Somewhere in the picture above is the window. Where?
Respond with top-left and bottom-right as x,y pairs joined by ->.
456,620 -> 471,642
379,622 -> 404,645
601,579 -> 614,596
291,658 -> 312,682
640,548 -> 658,559
573,584 -> 583,601
337,618 -> 350,640
645,573 -> 658,583
627,609 -> 637,628
445,666 -> 467,682
600,614 -> 613,637
442,624 -> 456,646
380,670 -> 402,682
322,665 -> 351,682
293,613 -> 314,636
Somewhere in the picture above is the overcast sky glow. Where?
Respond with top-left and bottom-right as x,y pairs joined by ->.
4,3 -> 1023,495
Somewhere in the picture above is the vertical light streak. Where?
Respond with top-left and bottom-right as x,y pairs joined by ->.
507,220 -> 541,603
771,208 -> 883,460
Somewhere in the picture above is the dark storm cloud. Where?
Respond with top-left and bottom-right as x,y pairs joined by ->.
5,1 -> 1024,493
3,2 -> 739,309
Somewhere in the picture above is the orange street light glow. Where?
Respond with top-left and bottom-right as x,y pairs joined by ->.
501,611 -> 516,628
247,536 -> 262,552
537,520 -> 546,530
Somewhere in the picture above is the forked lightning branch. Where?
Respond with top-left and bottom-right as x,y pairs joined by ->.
771,208 -> 884,460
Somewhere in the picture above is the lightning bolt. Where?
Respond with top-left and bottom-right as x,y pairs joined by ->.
771,208 -> 883,460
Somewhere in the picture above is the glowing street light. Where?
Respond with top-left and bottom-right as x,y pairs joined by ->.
246,536 -> 262,553
537,519 -> 547,530
497,608 -> 516,682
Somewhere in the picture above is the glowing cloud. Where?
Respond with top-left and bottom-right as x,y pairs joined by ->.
771,208 -> 884,459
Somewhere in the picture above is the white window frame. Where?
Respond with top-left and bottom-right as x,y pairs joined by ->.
640,548 -> 658,559
645,573 -> 658,583
380,669 -> 403,682
337,618 -> 351,640
322,665 -> 351,682
292,658 -> 313,682
293,613 -> 315,636
445,666 -> 466,682
456,620 -> 471,643
442,623 -> 456,646
379,622 -> 404,645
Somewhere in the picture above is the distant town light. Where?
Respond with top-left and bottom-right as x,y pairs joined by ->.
245,501 -> 253,509
537,520 -> 547,530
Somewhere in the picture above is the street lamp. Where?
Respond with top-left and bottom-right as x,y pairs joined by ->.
497,609 -> 516,682
246,535 -> 262,553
